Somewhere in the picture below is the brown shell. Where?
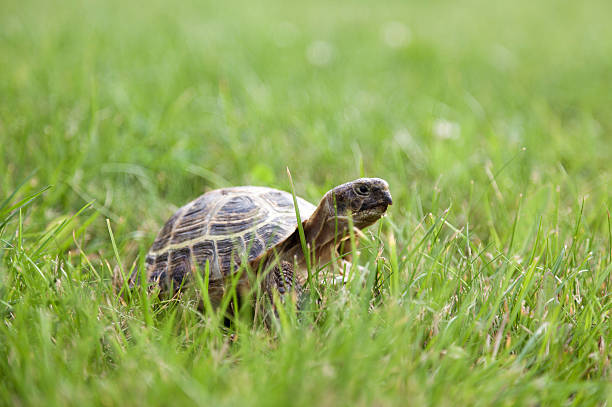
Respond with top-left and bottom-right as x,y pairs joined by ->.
144,186 -> 316,289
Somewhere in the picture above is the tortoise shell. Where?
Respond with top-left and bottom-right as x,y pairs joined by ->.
144,186 -> 316,289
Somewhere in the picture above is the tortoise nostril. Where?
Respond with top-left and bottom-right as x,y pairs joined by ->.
383,191 -> 393,206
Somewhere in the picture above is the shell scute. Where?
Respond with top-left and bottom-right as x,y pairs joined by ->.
244,231 -> 265,261
172,221 -> 207,244
208,195 -> 267,235
258,223 -> 287,249
168,247 -> 192,285
152,211 -> 182,251
149,252 -> 169,282
192,240 -> 218,276
145,254 -> 155,266
261,191 -> 294,209
208,217 -> 261,235
171,195 -> 216,244
217,195 -> 259,217
216,237 -> 244,276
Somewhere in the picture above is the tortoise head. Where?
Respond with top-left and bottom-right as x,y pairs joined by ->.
326,178 -> 392,229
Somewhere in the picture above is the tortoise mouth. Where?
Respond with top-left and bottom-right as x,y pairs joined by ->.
353,204 -> 389,228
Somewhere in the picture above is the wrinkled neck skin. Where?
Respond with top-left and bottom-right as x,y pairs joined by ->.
280,192 -> 351,269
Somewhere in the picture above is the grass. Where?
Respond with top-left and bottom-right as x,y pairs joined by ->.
2,0 -> 612,405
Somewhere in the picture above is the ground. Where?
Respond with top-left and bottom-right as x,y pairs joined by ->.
1,0 -> 612,405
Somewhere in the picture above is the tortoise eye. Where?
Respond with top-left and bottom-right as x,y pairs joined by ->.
355,184 -> 370,196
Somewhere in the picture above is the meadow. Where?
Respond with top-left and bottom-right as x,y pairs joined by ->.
2,0 -> 612,405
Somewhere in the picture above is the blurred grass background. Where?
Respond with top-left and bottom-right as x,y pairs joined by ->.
1,0 -> 612,405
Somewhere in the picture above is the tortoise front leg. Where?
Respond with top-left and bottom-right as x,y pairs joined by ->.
262,261 -> 303,324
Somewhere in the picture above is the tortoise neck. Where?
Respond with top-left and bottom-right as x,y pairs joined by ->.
283,193 -> 351,266
307,206 -> 349,247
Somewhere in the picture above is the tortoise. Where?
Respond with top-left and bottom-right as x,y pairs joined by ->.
137,178 -> 392,311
